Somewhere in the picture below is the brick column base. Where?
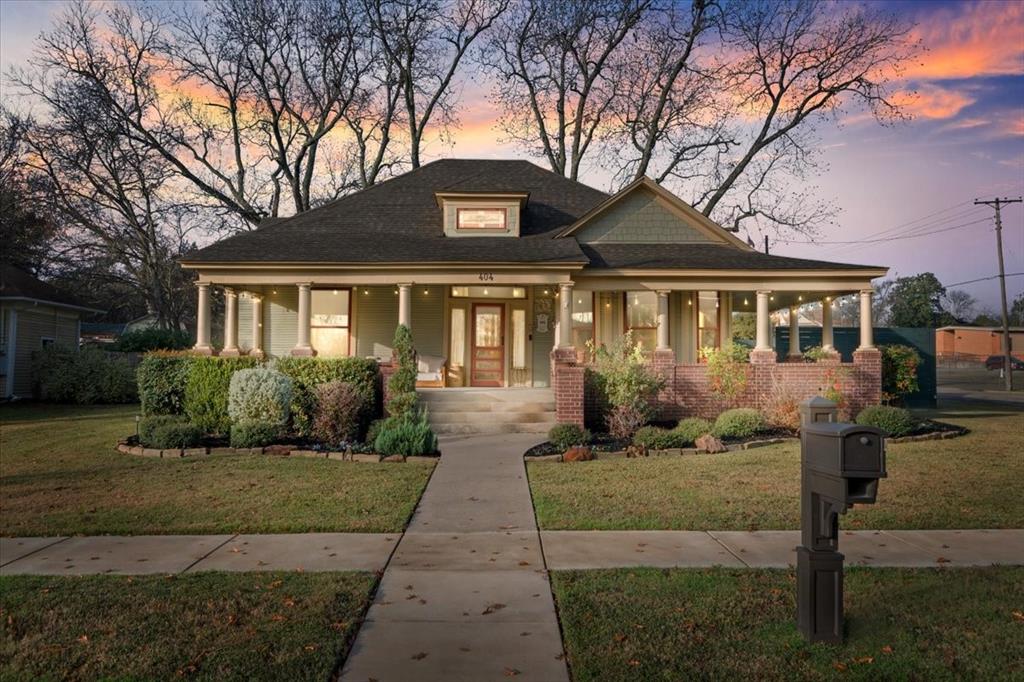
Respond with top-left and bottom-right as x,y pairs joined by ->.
551,347 -> 584,427
749,349 -> 778,365
852,348 -> 883,410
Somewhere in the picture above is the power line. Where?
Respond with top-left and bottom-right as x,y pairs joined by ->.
944,272 -> 1024,288
774,216 -> 990,245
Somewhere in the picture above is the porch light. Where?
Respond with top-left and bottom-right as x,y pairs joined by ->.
394,289 -> 398,295
423,289 -> 429,294
605,302 -> 611,308
577,298 -> 582,305
770,295 -> 774,301
543,289 -> 549,295
272,290 -> 277,295
798,295 -> 803,301
483,289 -> 489,295
743,298 -> 749,306
332,289 -> 338,295
363,289 -> 369,295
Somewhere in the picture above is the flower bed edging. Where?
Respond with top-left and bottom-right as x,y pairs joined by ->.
115,438 -> 439,462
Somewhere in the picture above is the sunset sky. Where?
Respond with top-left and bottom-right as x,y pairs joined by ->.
2,0 -> 1022,312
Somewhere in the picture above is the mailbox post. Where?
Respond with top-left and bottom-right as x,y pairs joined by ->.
797,398 -> 886,643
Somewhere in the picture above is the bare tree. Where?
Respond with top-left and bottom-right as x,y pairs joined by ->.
366,0 -> 509,168
943,289 -> 977,323
482,0 -> 651,180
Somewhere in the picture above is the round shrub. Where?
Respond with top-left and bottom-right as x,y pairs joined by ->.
275,356 -> 381,437
673,417 -> 714,445
228,367 -> 292,427
633,426 -> 679,449
548,423 -> 591,450
148,422 -> 203,450
230,420 -> 282,449
139,415 -> 189,447
311,381 -> 365,446
713,408 -> 765,440
856,405 -> 915,437
374,412 -> 438,457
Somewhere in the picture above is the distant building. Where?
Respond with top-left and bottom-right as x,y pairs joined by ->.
936,326 -> 1024,364
1,265 -> 103,398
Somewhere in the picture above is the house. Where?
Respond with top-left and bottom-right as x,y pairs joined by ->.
1,264 -> 102,399
936,325 -> 1023,364
181,159 -> 887,427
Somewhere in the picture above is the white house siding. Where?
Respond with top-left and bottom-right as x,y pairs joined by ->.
266,287 -> 298,357
355,286 -> 399,360
12,305 -> 79,396
237,292 -> 255,352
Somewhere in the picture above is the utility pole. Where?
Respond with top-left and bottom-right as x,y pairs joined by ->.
974,197 -> 1022,391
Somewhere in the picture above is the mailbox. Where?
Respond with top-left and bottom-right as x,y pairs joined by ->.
797,400 -> 887,644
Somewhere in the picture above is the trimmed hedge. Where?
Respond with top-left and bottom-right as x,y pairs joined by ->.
548,423 -> 591,450
113,328 -> 191,352
230,420 -> 282,449
139,415 -> 187,447
856,405 -> 915,437
149,421 -> 203,449
713,408 -> 765,440
184,356 -> 260,435
276,357 -> 381,437
632,418 -> 713,450
32,346 -> 137,404
137,352 -> 190,416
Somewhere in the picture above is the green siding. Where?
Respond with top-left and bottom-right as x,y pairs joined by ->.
410,286 -> 444,357
266,288 -> 297,358
237,294 -> 254,351
575,187 -> 714,244
355,286 -> 398,359
531,286 -> 555,387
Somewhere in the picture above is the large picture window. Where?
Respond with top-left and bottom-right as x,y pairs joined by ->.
311,289 -> 351,357
697,290 -> 720,352
625,291 -> 658,350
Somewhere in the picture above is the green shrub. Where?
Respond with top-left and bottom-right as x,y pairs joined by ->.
880,344 -> 921,404
183,356 -> 260,435
139,415 -> 188,446
633,426 -> 678,449
32,346 -> 137,404
373,411 -> 438,457
311,381 -> 365,446
673,417 -> 714,445
276,356 -> 381,436
548,423 -> 591,450
137,352 -> 190,416
114,328 -> 191,352
148,421 -> 203,449
699,344 -> 750,406
228,367 -> 292,427
713,408 -> 765,440
230,420 -> 282,449
365,418 -> 387,446
586,331 -> 664,438
387,324 -> 417,419
803,345 -> 834,362
856,405 -> 915,437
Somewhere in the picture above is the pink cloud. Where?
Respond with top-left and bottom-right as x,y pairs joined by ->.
905,1 -> 1024,80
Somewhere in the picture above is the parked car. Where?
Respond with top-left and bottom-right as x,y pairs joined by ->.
984,355 -> 1024,371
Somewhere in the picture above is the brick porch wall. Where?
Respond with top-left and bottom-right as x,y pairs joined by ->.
559,347 -> 882,427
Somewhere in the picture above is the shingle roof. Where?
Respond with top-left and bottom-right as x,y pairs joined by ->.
0,264 -> 98,310
182,159 -> 883,273
580,243 -> 884,271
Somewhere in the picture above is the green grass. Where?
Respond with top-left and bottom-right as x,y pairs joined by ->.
529,404 -> 1024,530
0,571 -> 375,681
0,404 -> 433,535
552,567 -> 1024,681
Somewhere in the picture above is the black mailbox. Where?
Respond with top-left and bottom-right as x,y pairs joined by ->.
797,409 -> 887,644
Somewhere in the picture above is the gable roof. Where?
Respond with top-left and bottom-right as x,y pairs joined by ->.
180,159 -> 884,274
0,264 -> 101,312
556,176 -> 753,250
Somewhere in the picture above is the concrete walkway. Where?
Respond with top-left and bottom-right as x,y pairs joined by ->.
341,433 -> 569,682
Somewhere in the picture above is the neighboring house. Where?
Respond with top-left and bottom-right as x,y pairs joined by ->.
181,159 -> 888,425
1,265 -> 102,399
81,314 -> 164,347
936,326 -> 1024,364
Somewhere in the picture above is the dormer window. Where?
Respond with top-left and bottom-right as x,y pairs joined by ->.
436,191 -> 528,238
457,208 -> 507,230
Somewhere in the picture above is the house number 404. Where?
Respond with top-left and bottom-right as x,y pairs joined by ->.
478,272 -> 494,281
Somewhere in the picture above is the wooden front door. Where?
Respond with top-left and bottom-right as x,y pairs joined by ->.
471,303 -> 505,387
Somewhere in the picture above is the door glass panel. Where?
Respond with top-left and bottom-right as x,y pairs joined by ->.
450,307 -> 466,367
475,307 -> 502,347
698,290 -> 720,351
512,309 -> 526,369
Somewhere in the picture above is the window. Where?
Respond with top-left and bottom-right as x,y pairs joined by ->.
451,286 -> 526,299
571,292 -> 594,352
512,308 -> 527,370
697,290 -> 720,352
625,291 -> 658,350
41,337 -> 56,349
310,289 -> 351,357
457,207 -> 507,230
450,307 -> 466,368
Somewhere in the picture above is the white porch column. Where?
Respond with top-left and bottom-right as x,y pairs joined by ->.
398,283 -> 412,329
251,295 -> 263,355
859,289 -> 874,350
292,282 -> 314,356
222,287 -> 239,356
558,282 -> 574,348
821,297 -> 834,351
656,290 -> 670,350
788,305 -> 801,357
755,290 -> 772,351
194,282 -> 212,354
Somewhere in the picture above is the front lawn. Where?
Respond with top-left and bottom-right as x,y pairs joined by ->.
0,404 -> 433,536
529,403 -> 1023,530
553,567 -> 1024,681
0,571 -> 374,681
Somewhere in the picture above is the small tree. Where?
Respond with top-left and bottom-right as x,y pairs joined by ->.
700,344 -> 750,406
880,344 -> 921,405
587,331 -> 664,438
387,324 -> 417,418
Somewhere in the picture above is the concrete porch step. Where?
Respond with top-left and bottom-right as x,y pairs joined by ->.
431,421 -> 554,435
425,410 -> 558,425
421,401 -> 556,414
419,388 -> 557,435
